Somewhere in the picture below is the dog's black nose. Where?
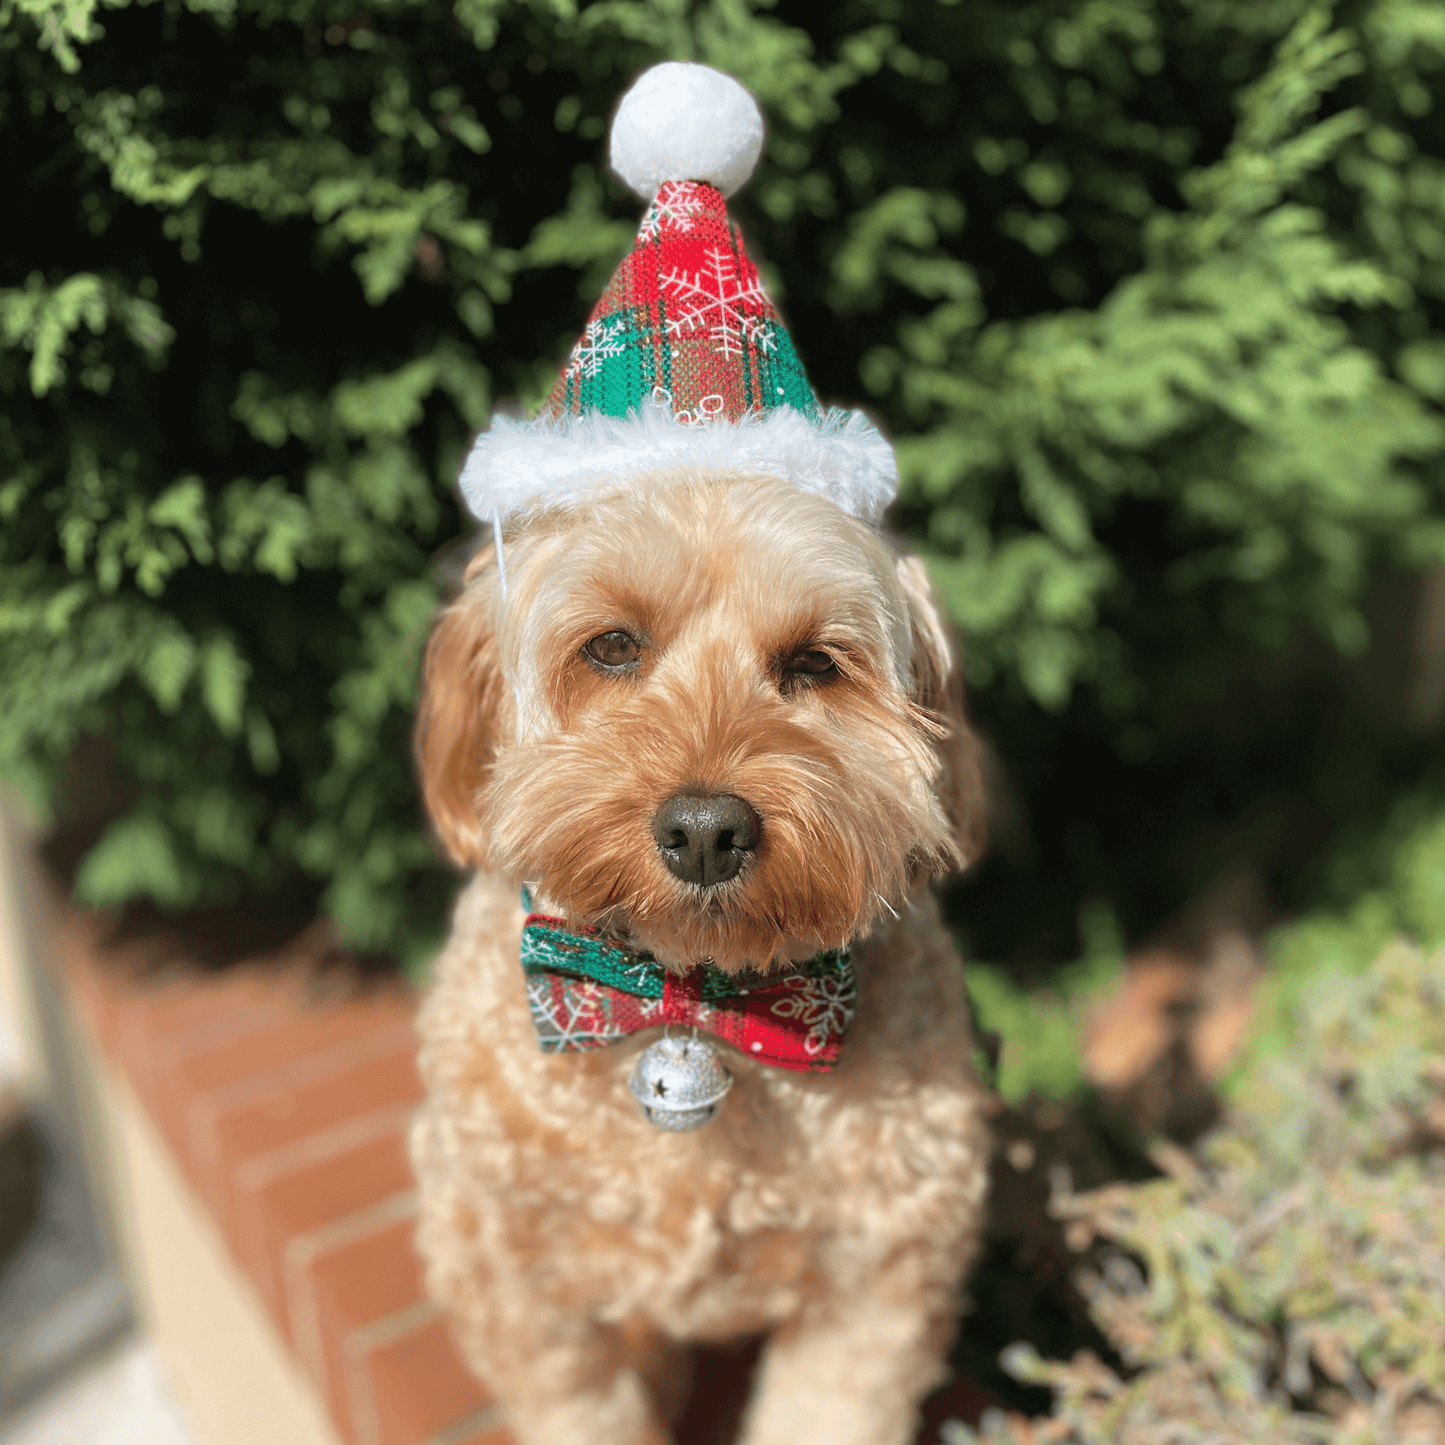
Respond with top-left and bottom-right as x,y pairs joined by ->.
652,793 -> 760,888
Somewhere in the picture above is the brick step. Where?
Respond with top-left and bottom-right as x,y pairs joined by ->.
58,913 -> 501,1445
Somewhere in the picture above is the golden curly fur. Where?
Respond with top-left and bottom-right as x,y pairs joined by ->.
411,471 -> 992,1445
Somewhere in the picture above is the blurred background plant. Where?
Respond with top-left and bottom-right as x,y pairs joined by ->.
2,0 -> 1443,980
947,799 -> 1445,1426
943,842 -> 1445,1443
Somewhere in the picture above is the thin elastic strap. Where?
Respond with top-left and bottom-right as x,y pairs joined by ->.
492,509 -> 508,598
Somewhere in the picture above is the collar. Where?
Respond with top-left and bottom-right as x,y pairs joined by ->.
519,895 -> 856,1073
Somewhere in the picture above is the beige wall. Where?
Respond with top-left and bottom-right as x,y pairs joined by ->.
90,1053 -> 342,1445
0,799 -> 47,1110
0,796 -> 337,1445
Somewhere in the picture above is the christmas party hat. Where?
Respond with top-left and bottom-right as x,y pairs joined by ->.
458,62 -> 898,536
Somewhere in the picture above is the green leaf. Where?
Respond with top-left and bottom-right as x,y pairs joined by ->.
138,622 -> 197,713
198,635 -> 249,736
74,810 -> 198,908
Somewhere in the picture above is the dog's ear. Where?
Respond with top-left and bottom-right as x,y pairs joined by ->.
414,545 -> 510,869
895,553 -> 989,871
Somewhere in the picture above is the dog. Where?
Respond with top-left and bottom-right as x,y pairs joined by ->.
409,466 -> 992,1445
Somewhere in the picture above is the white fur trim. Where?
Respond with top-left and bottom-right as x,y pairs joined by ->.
609,62 -> 765,202
458,402 -> 899,529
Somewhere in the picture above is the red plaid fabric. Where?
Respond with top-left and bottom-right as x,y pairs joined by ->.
521,907 -> 856,1073
543,180 -> 820,426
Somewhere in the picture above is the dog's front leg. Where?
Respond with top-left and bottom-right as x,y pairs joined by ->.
449,1297 -> 677,1445
736,1272 -> 957,1445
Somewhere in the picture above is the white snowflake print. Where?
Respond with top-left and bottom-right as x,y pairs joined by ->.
673,393 -> 726,427
649,384 -> 726,428
659,247 -> 777,358
769,972 -> 858,1056
640,187 -> 706,241
615,952 -> 662,990
565,317 -> 629,380
526,976 -> 628,1048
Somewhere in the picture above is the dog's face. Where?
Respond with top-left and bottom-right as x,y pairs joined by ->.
417,472 -> 984,972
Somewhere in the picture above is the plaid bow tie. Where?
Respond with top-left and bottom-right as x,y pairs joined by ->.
519,898 -> 857,1073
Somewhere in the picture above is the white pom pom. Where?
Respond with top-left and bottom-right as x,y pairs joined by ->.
609,62 -> 765,202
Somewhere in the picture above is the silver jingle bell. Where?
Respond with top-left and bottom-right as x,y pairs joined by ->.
628,1033 -> 732,1131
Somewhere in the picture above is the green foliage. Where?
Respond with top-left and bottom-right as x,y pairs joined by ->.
2,0 -> 1443,962
945,934 -> 1445,1445
824,0 -> 1445,707
968,796 -> 1445,1107
967,900 -> 1126,1101
1231,800 -> 1445,1096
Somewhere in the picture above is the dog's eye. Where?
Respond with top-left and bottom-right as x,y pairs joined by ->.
583,630 -> 642,670
779,647 -> 840,687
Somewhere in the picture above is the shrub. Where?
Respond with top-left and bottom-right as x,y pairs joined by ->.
2,0 -> 1442,965
946,807 -> 1445,1444
946,933 -> 1445,1444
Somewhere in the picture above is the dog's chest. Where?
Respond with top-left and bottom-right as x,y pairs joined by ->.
518,1117 -> 824,1333
462,1024 -> 980,1337
417,877 -> 988,1336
